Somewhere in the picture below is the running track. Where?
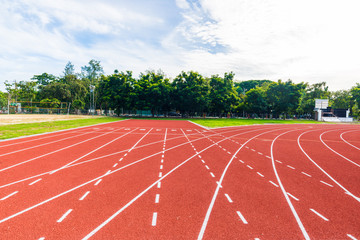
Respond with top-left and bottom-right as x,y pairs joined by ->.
0,119 -> 359,239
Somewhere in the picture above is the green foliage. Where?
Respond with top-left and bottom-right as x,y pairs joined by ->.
330,90 -> 352,109
243,87 -> 268,115
350,83 -> 360,118
40,98 -> 60,108
297,82 -> 330,115
235,80 -> 273,95
172,71 -> 209,116
0,91 -> 7,108
31,73 -> 56,86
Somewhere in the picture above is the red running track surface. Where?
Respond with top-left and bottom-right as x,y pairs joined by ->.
0,119 -> 359,240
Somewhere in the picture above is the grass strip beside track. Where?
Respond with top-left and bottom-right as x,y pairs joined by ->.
0,117 -> 123,140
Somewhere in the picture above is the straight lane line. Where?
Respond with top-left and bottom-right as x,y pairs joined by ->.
1,191 -> 18,200
310,208 -> 329,221
29,178 -> 42,186
57,209 -> 72,223
236,211 -> 248,224
79,191 -> 90,201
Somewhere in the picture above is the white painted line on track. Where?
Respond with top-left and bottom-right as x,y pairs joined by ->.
257,172 -> 264,177
161,159 -> 164,163
119,158 -> 123,161
106,170 -> 111,175
275,160 -> 282,164
113,163 -> 118,168
298,130 -> 360,203
1,191 -> 18,200
266,156 -> 271,159
247,165 -> 253,170
205,165 -> 210,170
301,172 -> 312,177
341,131 -> 360,151
198,155 -> 202,158
152,212 -> 157,226
29,178 -> 42,186
251,149 -> 255,152
38,237 -> 45,240
287,165 -> 295,170
227,151 -> 231,155
347,234 -> 357,240
201,160 -> 205,164
239,160 -> 244,163
94,179 -> 102,186
320,181 -> 333,187
320,131 -> 360,168
310,208 -> 329,221
236,211 -> 248,224
224,194 -> 233,203
216,181 -> 223,188
269,181 -> 279,187
57,209 -> 72,223
155,194 -> 160,203
258,152 -> 263,155
124,153 -> 128,157
287,192 -> 299,201
79,191 -> 90,201
210,172 -> 215,178
271,128 -> 310,240
157,182 -> 161,188
160,165 -> 163,170
159,172 -> 162,178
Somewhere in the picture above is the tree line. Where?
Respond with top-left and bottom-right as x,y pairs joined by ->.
1,59 -> 360,119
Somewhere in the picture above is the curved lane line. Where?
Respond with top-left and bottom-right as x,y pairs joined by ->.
197,127 -> 285,240
320,130 -> 360,168
298,130 -> 360,203
340,130 -> 360,151
271,129 -> 310,240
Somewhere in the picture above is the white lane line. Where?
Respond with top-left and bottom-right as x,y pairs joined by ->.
301,172 -> 312,177
257,172 -> 264,177
347,234 -> 357,240
152,212 -> 157,226
94,179 -> 102,186
341,131 -> 360,151
251,149 -> 255,152
236,211 -> 248,224
57,209 -> 72,223
287,192 -> 299,201
320,181 -> 333,187
275,160 -> 282,164
160,165 -> 163,170
216,181 -> 223,188
269,181 -> 279,188
38,238 -> 45,240
298,130 -> 360,203
113,163 -> 118,168
224,194 -> 233,203
1,191 -> 18,200
205,165 -> 210,170
119,158 -> 123,161
159,172 -> 162,178
201,160 -> 205,164
157,182 -> 161,189
29,178 -> 42,186
287,165 -> 295,170
198,155 -> 202,158
246,165 -> 253,170
106,170 -> 111,175
79,191 -> 90,201
310,208 -> 329,221
227,151 -> 231,155
210,172 -> 215,178
161,159 -> 164,163
239,160 -> 244,163
124,153 -> 128,157
266,156 -> 271,159
258,152 -> 263,155
155,194 -> 160,203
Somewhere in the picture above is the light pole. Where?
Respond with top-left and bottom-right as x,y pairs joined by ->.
90,85 -> 95,115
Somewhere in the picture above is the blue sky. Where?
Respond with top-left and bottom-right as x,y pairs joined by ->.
1,0 -> 359,91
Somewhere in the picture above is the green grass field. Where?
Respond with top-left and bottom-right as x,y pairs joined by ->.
0,117 -> 122,140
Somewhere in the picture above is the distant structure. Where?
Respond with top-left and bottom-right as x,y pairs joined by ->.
314,99 -> 352,122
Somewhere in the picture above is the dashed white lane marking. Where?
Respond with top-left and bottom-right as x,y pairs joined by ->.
257,172 -> 264,177
106,170 -> 111,175
275,160 -> 282,164
269,181 -> 279,187
258,152 -> 263,155
347,234 -> 357,240
157,182 -> 161,189
236,211 -> 248,224
79,191 -> 90,201
310,208 -> 329,221
152,212 -> 157,226
301,172 -> 312,177
155,194 -> 160,203
227,151 -> 232,155
287,192 -> 299,201
320,181 -> 333,187
239,160 -> 244,163
216,181 -> 223,188
38,237 -> 45,240
29,178 -> 42,186
266,156 -> 271,159
161,159 -> 164,163
247,165 -> 253,170
251,149 -> 255,152
124,153 -> 127,157
113,163 -> 118,168
287,165 -> 295,170
205,165 -> 210,170
198,155 -> 202,158
1,191 -> 19,200
210,172 -> 215,178
119,158 -> 123,161
57,209 -> 73,223
201,160 -> 205,164
160,165 -> 163,170
159,172 -> 162,178
94,179 -> 102,186
224,194 -> 233,203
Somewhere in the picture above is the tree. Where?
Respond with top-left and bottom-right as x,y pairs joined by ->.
209,72 -> 239,116
330,90 -> 352,109
31,73 -> 56,86
266,80 -> 306,118
81,59 -> 104,85
63,61 -> 75,77
172,71 -> 209,116
0,91 -> 7,109
350,83 -> 360,118
297,82 -> 330,116
235,80 -> 273,95
133,70 -> 172,116
243,87 -> 268,116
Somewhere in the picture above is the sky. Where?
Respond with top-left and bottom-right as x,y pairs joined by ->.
0,0 -> 359,91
